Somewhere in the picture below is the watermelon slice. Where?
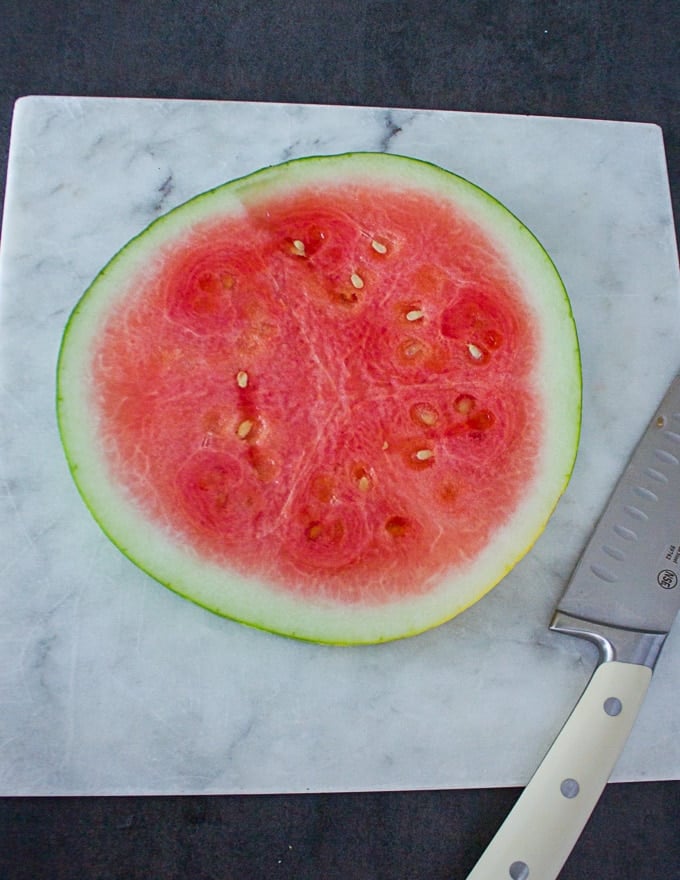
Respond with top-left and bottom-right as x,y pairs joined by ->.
57,152 -> 581,644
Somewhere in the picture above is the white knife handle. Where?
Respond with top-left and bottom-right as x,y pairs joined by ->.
466,660 -> 651,880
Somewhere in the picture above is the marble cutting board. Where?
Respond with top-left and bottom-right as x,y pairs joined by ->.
1,96 -> 679,796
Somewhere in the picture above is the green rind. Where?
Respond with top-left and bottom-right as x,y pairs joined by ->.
56,152 -> 582,645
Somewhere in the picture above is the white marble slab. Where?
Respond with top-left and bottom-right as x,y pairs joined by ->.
1,97 -> 679,796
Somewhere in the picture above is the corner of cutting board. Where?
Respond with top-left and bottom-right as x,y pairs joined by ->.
12,95 -> 44,114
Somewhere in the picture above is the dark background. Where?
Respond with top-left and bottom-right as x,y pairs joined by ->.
1,2 -> 679,878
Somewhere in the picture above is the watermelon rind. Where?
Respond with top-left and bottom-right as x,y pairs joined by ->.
57,152 -> 581,644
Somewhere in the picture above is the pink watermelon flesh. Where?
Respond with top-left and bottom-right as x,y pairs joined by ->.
94,183 -> 540,603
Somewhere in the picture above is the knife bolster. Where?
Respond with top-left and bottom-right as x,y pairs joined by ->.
550,611 -> 667,668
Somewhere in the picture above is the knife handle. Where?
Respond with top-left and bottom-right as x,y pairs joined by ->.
465,660 -> 651,880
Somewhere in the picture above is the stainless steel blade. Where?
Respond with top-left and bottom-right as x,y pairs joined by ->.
554,373 -> 680,643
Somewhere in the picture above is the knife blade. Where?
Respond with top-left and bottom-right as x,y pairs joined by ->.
466,372 -> 680,880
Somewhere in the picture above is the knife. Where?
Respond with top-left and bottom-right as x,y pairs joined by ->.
466,372 -> 680,880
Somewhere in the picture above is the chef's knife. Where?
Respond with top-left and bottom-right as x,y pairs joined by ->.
466,372 -> 680,880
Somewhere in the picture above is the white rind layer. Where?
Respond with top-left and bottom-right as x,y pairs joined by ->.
57,152 -> 581,644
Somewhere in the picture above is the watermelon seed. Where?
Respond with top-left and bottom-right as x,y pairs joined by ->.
307,522 -> 322,540
352,464 -> 373,492
467,409 -> 495,431
350,273 -> 364,289
385,516 -> 410,537
415,449 -> 434,461
406,309 -> 424,322
453,394 -> 475,415
401,339 -> 425,359
292,239 -> 306,256
354,467 -> 373,491
248,447 -> 278,482
371,239 -> 387,254
454,394 -> 476,414
311,473 -> 336,503
236,419 -> 254,439
236,370 -> 249,388
467,343 -> 483,360
410,403 -> 439,427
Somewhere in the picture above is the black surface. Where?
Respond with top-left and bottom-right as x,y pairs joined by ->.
1,2 -> 679,878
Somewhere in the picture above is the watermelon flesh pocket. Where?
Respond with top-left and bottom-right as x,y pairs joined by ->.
57,152 -> 581,644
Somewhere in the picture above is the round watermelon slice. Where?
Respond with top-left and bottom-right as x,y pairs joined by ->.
57,152 -> 581,644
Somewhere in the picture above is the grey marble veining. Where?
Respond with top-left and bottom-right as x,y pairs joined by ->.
0,97 -> 679,795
